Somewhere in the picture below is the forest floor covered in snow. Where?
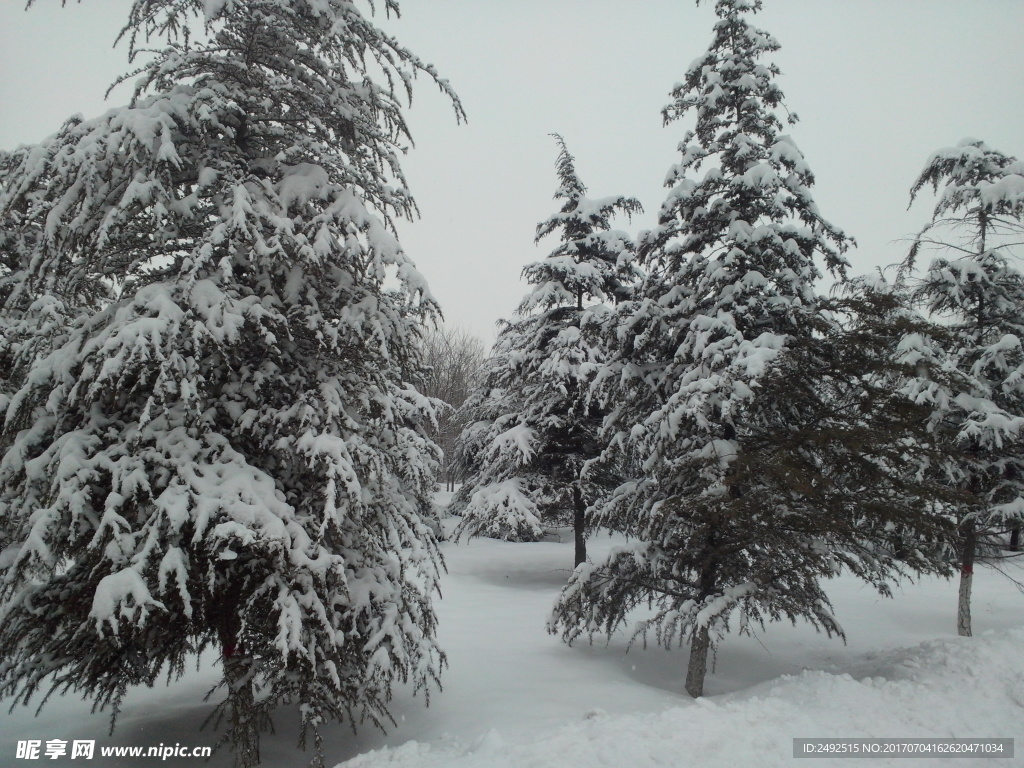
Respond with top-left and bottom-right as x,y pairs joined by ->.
2,490 -> 1023,767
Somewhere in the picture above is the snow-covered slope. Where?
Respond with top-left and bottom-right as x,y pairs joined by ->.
342,623 -> 1024,768
1,492 -> 1021,767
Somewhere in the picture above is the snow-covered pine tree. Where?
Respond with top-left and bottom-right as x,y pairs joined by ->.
901,139 -> 1024,636
452,136 -> 640,565
449,345 -> 546,541
0,147 -> 28,412
0,2 -> 462,766
550,0 -> 953,698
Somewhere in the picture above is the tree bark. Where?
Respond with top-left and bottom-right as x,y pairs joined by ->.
685,624 -> 712,698
1009,521 -> 1020,552
685,540 -> 718,697
957,519 -> 976,637
573,485 -> 586,567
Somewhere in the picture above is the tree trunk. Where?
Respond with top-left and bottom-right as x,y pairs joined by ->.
1009,521 -> 1020,552
218,583 -> 261,768
573,485 -> 586,567
685,540 -> 718,697
685,624 -> 712,698
957,519 -> 976,637
222,647 -> 260,768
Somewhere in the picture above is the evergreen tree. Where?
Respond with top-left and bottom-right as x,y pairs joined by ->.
0,147 -> 29,413
549,0 -> 952,698
453,136 -> 640,565
0,2 -> 462,765
901,139 -> 1024,636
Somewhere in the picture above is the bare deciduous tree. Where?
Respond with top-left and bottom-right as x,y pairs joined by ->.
419,325 -> 487,491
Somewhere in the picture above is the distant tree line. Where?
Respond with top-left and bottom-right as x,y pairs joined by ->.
452,0 -> 1024,699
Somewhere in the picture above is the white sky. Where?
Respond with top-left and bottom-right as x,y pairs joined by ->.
3,1 -> 1023,347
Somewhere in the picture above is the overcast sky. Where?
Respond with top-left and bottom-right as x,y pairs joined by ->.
3,1 -> 1023,347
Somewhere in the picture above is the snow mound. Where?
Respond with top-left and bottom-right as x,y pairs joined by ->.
337,628 -> 1024,768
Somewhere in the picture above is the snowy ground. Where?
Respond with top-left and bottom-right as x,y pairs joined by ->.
2,491 -> 1022,767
